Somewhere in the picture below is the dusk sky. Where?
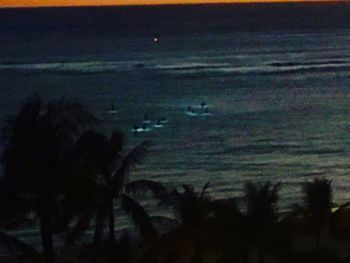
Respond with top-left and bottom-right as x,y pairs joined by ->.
0,0 -> 341,8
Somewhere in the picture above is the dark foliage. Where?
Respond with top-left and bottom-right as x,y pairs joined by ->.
1,94 -> 97,263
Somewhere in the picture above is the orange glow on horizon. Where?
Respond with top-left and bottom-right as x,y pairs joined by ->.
0,0 -> 342,8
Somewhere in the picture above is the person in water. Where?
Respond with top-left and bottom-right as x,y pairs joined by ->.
109,104 -> 117,113
142,123 -> 149,131
143,113 -> 150,123
200,102 -> 210,115
154,119 -> 163,128
133,125 -> 139,136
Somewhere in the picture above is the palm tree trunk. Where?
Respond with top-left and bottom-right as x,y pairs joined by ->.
108,199 -> 115,243
39,215 -> 55,263
37,198 -> 55,263
93,210 -> 105,243
315,224 -> 321,250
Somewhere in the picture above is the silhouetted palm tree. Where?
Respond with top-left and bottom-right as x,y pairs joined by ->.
244,181 -> 282,263
170,183 -> 215,262
1,94 -> 97,263
210,197 -> 248,263
302,178 -> 332,249
71,130 -> 122,244
0,170 -> 39,261
121,194 -> 158,241
124,179 -> 176,243
135,182 -> 214,263
64,129 -> 150,245
0,175 -> 35,230
171,182 -> 212,228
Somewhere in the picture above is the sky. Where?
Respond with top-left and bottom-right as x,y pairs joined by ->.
0,0 -> 341,8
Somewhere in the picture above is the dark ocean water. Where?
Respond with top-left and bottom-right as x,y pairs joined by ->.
1,2 -> 350,245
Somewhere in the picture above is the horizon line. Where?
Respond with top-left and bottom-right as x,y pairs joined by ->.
0,0 -> 346,9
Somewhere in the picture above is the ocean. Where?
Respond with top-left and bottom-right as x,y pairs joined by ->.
1,2 -> 350,245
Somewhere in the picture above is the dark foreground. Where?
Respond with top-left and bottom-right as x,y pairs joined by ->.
1,95 -> 350,263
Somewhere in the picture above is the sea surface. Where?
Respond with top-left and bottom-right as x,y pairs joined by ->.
1,2 -> 350,246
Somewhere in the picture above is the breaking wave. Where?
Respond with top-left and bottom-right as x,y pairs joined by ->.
1,57 -> 350,75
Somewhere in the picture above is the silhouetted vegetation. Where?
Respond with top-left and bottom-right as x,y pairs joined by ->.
1,94 -> 97,263
63,129 -> 150,246
302,178 -> 332,249
2,95 -> 350,263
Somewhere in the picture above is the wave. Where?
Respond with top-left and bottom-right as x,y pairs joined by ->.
0,61 -> 126,73
268,59 -> 350,67
216,143 -> 300,156
1,58 -> 350,75
292,148 -> 345,155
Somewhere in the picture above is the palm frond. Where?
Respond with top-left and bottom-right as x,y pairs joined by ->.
16,93 -> 42,124
125,179 -> 171,205
200,181 -> 211,199
72,130 -> 110,171
0,232 -> 37,256
182,184 -> 195,197
110,141 -> 151,197
93,206 -> 109,243
48,97 -> 97,126
2,93 -> 42,147
64,207 -> 96,246
302,178 -> 332,220
48,99 -> 99,148
121,194 -> 157,239
110,129 -> 125,155
244,181 -> 281,226
333,201 -> 350,216
170,183 -> 214,226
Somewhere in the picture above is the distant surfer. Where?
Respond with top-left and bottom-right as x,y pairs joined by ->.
143,114 -> 151,124
160,116 -> 167,123
203,107 -> 210,116
132,123 -> 151,135
154,119 -> 163,128
142,123 -> 150,132
199,102 -> 210,116
108,104 -> 117,114
186,106 -> 197,117
132,125 -> 140,136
